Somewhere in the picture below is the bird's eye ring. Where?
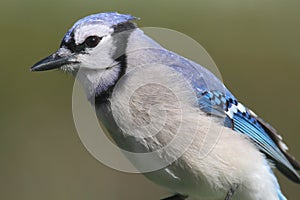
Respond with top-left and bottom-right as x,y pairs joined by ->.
84,36 -> 102,48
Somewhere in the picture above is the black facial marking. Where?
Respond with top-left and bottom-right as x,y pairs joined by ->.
60,32 -> 103,53
112,22 -> 137,34
61,32 -> 86,53
94,22 -> 136,104
60,21 -> 136,104
95,54 -> 128,104
61,22 -> 136,54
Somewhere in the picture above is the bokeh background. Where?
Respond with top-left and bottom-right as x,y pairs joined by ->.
1,0 -> 299,199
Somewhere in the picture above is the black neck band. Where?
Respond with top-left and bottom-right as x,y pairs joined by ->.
94,54 -> 128,104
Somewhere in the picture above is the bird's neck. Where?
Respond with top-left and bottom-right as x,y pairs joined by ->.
79,28 -> 164,104
90,28 -> 162,103
126,28 -> 163,53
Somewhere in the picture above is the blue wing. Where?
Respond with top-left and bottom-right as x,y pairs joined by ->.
197,90 -> 300,183
129,47 -> 300,182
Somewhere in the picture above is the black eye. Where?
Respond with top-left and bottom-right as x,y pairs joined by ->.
84,36 -> 102,48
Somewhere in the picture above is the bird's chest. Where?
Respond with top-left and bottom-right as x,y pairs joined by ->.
95,65 -> 230,199
99,65 -> 194,147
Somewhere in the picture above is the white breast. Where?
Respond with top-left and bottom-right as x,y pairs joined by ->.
106,63 -> 280,200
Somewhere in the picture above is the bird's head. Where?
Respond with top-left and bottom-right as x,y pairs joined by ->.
31,12 -> 138,99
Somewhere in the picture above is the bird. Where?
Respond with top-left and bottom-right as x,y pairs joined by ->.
31,12 -> 300,200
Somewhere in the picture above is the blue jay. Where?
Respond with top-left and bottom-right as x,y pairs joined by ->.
31,12 -> 300,200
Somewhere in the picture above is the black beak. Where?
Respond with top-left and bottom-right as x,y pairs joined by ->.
30,52 -> 76,72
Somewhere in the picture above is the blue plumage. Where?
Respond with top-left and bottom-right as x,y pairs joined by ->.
197,89 -> 300,183
63,12 -> 137,43
153,49 -> 299,183
31,12 -> 300,199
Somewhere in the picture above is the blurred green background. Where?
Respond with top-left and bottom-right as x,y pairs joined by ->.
1,0 -> 299,199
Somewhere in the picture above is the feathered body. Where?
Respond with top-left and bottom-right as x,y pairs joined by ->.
31,12 -> 299,200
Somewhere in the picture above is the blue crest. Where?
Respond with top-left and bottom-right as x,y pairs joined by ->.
63,12 -> 138,43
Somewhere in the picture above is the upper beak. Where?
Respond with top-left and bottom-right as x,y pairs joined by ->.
30,51 -> 77,72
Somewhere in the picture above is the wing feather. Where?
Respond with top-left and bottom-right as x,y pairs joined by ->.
198,90 -> 300,183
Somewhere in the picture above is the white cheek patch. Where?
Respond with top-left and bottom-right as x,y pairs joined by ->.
77,35 -> 117,70
74,24 -> 113,45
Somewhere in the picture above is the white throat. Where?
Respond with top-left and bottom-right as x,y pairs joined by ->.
75,28 -> 164,102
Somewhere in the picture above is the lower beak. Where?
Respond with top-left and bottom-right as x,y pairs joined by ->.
30,51 -> 77,72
